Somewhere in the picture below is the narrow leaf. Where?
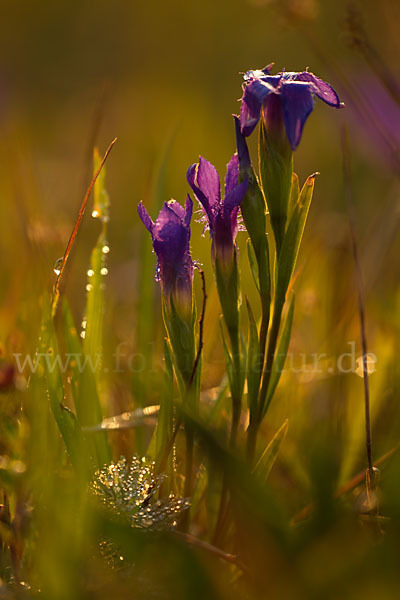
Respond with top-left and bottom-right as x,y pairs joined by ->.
245,297 -> 261,419
247,239 -> 260,294
219,317 -> 234,394
41,296 -> 85,468
288,172 -> 300,219
263,293 -> 295,417
254,419 -> 288,480
275,174 -> 316,308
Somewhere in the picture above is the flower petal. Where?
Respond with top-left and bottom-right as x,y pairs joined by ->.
186,163 -> 214,226
240,79 -> 274,136
224,153 -> 239,196
281,81 -> 315,150
184,195 -> 193,229
165,199 -> 185,220
153,203 -> 189,262
223,178 -> 248,218
137,202 -> 154,233
196,157 -> 221,208
294,71 -> 341,107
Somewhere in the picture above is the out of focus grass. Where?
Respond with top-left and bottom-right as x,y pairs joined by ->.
1,0 -> 400,598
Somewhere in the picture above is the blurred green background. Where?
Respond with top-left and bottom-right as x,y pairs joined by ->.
1,0 -> 400,597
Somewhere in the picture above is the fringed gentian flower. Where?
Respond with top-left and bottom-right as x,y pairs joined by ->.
138,198 -> 193,315
186,155 -> 248,268
240,65 -> 343,150
187,155 -> 248,445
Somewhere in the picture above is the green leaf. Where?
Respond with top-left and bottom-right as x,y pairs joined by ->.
254,419 -> 288,480
205,376 -> 229,426
92,147 -> 110,222
83,238 -> 106,369
151,339 -> 174,466
263,293 -> 295,417
62,299 -> 84,413
275,174 -> 316,309
62,299 -> 111,468
219,317 -> 234,394
247,239 -> 260,294
288,172 -> 300,220
245,297 -> 261,420
41,296 -> 86,469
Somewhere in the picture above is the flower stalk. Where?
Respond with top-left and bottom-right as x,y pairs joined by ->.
187,156 -> 247,446
238,64 -> 342,462
138,198 -> 199,502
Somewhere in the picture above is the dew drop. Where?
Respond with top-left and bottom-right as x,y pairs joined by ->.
100,267 -> 108,276
86,284 -> 93,292
80,331 -> 86,339
53,257 -> 63,275
87,269 -> 94,277
92,209 -> 100,218
102,245 -> 110,254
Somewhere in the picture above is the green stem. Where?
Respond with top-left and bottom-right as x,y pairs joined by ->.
229,329 -> 242,448
259,302 -> 283,418
246,300 -> 283,464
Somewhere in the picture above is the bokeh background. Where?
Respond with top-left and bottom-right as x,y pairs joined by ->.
1,0 -> 400,597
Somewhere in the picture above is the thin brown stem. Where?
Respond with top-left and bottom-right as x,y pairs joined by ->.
291,444 -> 399,525
173,530 -> 249,574
341,126 -> 373,476
51,137 -> 117,316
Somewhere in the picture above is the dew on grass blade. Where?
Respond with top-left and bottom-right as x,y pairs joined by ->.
53,257 -> 63,276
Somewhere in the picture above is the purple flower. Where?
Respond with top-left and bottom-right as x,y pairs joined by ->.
138,198 -> 194,311
240,65 -> 343,150
186,155 -> 248,265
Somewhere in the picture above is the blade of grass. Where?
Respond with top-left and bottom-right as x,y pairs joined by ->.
41,296 -> 86,470
254,419 -> 288,480
51,138 -> 117,317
